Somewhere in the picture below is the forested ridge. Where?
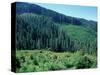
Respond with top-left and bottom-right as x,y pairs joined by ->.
16,2 -> 97,31
15,2 -> 97,55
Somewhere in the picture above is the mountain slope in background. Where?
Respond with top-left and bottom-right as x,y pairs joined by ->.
15,2 -> 97,31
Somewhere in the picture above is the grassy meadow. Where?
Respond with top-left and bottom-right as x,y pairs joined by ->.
16,50 -> 97,72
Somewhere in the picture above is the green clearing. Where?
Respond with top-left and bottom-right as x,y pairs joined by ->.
60,24 -> 96,41
16,50 -> 97,73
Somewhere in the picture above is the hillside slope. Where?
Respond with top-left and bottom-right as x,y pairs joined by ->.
16,13 -> 97,54
14,2 -> 97,31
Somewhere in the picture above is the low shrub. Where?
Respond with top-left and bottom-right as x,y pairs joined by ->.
16,50 -> 97,72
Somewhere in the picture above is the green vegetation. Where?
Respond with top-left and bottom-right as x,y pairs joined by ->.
13,2 -> 97,73
60,25 -> 97,54
16,50 -> 97,72
16,13 -> 97,54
